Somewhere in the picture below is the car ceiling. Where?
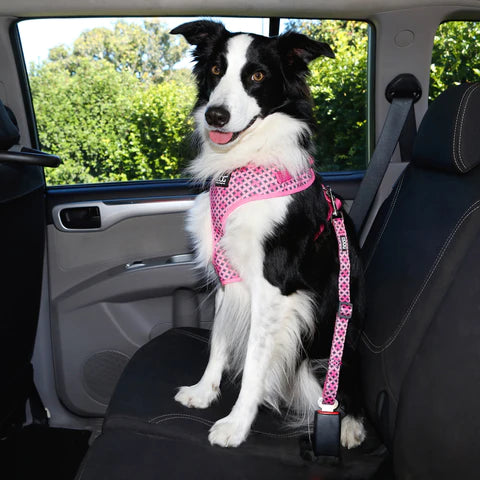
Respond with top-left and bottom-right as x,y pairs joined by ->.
1,0 -> 480,19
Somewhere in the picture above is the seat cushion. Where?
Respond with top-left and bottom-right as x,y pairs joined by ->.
76,428 -> 392,480
78,328 -> 391,479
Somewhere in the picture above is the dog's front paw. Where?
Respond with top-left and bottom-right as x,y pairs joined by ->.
341,415 -> 366,449
174,383 -> 220,409
208,416 -> 250,447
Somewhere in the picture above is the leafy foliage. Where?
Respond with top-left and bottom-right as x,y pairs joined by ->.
29,20 -> 196,184
287,20 -> 369,171
430,21 -> 480,101
72,20 -> 189,82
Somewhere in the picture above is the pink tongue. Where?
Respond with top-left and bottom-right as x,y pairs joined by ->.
209,130 -> 233,145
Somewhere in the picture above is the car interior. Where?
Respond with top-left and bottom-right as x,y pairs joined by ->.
1,1 -> 480,479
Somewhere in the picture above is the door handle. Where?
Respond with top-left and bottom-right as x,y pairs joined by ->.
59,206 -> 101,229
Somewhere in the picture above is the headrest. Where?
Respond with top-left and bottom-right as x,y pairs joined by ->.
0,99 -> 20,150
413,83 -> 480,174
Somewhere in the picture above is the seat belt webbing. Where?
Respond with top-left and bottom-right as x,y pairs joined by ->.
349,96 -> 415,233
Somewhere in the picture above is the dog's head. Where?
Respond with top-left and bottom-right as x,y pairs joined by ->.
171,21 -> 334,150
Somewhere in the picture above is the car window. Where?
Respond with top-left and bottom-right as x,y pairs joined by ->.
18,17 -> 371,186
430,21 -> 480,101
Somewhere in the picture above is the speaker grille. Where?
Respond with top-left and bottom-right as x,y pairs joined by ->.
83,351 -> 130,405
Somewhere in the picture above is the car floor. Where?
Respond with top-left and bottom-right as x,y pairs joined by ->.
0,425 -> 91,480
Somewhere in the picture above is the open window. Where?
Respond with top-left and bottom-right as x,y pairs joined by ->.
18,16 -> 373,186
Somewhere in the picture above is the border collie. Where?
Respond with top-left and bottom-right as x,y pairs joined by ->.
171,20 -> 366,450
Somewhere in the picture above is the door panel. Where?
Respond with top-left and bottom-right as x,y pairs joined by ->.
46,186 -> 214,416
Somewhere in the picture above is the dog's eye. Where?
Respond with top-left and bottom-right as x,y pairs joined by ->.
251,71 -> 265,83
211,65 -> 221,76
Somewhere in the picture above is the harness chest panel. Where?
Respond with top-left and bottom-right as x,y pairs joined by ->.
210,165 -> 315,285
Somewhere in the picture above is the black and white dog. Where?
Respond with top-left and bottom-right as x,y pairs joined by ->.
171,20 -> 366,449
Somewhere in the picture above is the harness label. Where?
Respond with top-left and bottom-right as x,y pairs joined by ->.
340,235 -> 348,251
215,173 -> 232,187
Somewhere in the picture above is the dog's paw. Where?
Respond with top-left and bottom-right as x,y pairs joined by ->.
208,416 -> 250,448
174,383 -> 220,409
341,415 -> 366,449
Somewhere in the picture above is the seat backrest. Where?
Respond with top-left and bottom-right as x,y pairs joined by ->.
361,82 -> 480,479
0,100 -> 46,433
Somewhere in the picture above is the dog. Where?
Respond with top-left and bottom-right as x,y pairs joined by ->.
171,20 -> 366,450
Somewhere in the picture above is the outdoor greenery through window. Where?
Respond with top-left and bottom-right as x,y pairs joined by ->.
18,17 -> 370,185
430,21 -> 480,101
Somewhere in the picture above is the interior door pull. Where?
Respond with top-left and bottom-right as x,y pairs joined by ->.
60,206 -> 101,229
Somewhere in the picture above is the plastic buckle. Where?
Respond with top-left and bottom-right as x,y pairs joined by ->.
313,404 -> 341,457
338,301 -> 353,320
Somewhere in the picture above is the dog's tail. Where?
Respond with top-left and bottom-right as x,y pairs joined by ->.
284,359 -> 327,429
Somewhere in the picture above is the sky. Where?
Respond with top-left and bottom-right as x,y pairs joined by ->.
17,16 -> 277,69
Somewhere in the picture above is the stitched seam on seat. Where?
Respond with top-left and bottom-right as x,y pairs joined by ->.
452,86 -> 469,172
457,83 -> 479,172
175,329 -> 209,343
453,84 -> 476,172
364,172 -> 406,272
362,200 -> 480,353
148,413 -> 300,438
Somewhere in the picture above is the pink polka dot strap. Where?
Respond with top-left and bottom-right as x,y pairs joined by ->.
319,186 -> 353,409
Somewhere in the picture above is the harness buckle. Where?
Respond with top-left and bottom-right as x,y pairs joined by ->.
338,301 -> 353,319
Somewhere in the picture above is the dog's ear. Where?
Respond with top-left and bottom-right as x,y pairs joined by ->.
170,20 -> 227,46
278,32 -> 335,66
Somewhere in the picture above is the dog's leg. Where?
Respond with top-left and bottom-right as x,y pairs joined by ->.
175,288 -> 227,409
208,280 -> 282,447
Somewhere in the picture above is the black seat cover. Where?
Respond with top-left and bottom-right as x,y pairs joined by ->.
361,82 -> 480,478
0,100 -> 46,434
77,328 -> 389,480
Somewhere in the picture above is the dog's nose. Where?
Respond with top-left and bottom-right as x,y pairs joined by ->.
205,106 -> 230,128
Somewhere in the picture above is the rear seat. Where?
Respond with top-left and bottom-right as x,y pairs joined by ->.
75,83 -> 480,480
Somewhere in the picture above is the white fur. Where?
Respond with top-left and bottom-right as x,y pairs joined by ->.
176,32 -> 366,450
190,110 -> 312,183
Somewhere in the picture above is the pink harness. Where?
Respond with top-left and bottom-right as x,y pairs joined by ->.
210,165 -> 315,285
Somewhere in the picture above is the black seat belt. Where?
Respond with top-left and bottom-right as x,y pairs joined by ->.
349,74 -> 422,234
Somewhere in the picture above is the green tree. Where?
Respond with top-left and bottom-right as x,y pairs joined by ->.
73,20 -> 189,82
30,57 -> 140,184
288,20 -> 369,171
130,75 -> 196,179
29,20 -> 196,185
430,21 -> 480,100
